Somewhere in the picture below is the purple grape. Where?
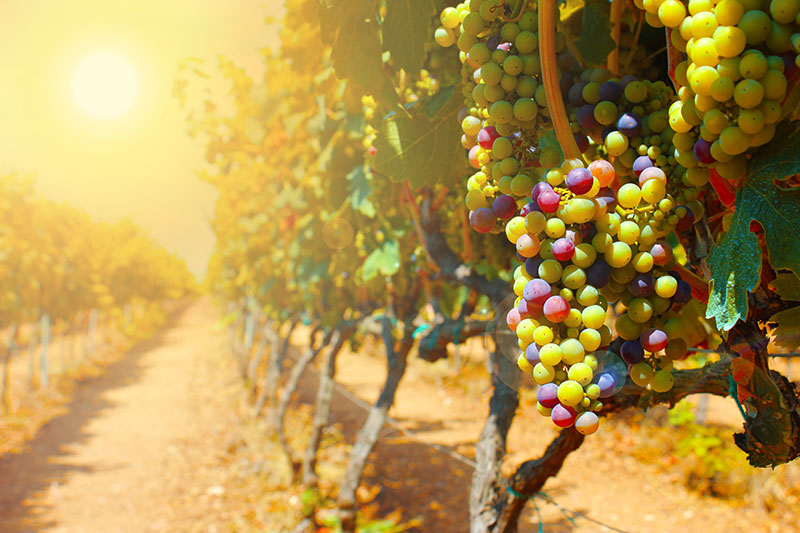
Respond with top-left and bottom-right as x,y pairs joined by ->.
672,280 -> 692,304
617,112 -> 641,137
574,133 -> 590,153
620,74 -> 638,88
560,72 -> 573,97
519,202 -> 540,217
551,404 -> 577,427
492,194 -> 518,219
565,167 -> 593,195
674,205 -> 695,233
537,382 -> 559,408
627,273 -> 655,298
577,223 -> 597,242
516,250 -> 525,262
620,340 -> 644,364
552,238 -> 576,261
525,256 -> 543,278
640,328 -> 668,352
577,104 -> 600,130
598,81 -> 622,102
524,278 -> 552,305
632,155 -> 654,176
568,81 -> 587,106
693,139 -> 714,164
596,187 -> 618,211
586,261 -> 610,287
469,208 -> 496,233
486,34 -> 500,50
531,181 -> 553,203
601,126 -> 615,140
597,373 -> 616,398
537,189 -> 561,213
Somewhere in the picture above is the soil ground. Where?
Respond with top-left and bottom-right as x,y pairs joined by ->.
0,299 -> 796,533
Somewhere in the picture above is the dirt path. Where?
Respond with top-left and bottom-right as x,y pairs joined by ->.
0,299 -> 239,533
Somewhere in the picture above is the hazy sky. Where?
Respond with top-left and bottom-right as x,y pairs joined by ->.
0,0 -> 281,277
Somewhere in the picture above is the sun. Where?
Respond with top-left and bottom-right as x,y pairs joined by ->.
71,51 -> 141,119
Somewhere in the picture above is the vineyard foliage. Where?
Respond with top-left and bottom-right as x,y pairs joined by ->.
181,0 -> 800,530
0,172 -> 194,330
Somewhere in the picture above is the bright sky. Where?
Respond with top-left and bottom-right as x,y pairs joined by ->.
0,0 -> 281,277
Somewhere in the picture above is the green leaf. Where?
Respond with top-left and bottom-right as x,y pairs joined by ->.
361,239 -> 401,281
373,86 -> 466,187
706,224 -> 761,331
770,306 -> 800,350
383,0 -> 436,74
318,0 -> 400,108
575,2 -> 616,66
346,165 -> 376,217
706,121 -> 800,330
769,272 -> 800,301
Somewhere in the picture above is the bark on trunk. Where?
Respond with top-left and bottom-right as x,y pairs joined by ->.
469,349 -> 519,532
2,325 -> 20,414
247,324 -> 271,398
301,328 -> 350,487
260,320 -> 299,410
273,329 -> 333,479
337,317 -> 415,533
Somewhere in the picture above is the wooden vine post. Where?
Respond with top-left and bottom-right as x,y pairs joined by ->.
538,0 -> 580,161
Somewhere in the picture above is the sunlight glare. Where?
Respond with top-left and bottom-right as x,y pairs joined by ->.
71,51 -> 140,119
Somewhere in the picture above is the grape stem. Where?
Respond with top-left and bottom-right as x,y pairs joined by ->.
538,0 -> 580,160
622,11 -> 644,73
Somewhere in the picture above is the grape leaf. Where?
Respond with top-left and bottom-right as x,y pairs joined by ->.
362,239 -> 401,281
372,86 -> 467,187
769,272 -> 800,301
706,122 -> 800,331
383,0 -> 436,74
575,2 -> 615,66
770,306 -> 800,350
346,165 -> 376,217
318,0 -> 400,108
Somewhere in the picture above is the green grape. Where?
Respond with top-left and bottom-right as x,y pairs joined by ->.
522,54 -> 541,75
689,66 -> 720,95
713,26 -> 747,57
576,285 -> 600,306
628,298 -> 654,323
616,313 -> 642,340
659,0 -> 687,26
738,108 -> 765,133
594,101 -> 619,125
561,339 -> 586,365
462,12 -> 486,36
562,265 -> 587,289
565,308 -> 583,328
513,98 -> 538,121
573,243 -> 597,268
540,343 -> 563,366
581,305 -> 607,329
539,259 -> 563,283
490,100 -> 514,123
492,137 -> 513,159
545,217 -> 566,238
500,74 -> 518,93
533,362 -> 556,384
655,275 -> 678,298
605,131 -> 630,156
557,380 -> 584,406
630,362 -> 655,387
534,325 -> 555,345
582,82 -> 601,104
516,76 -> 538,97
503,55 -> 523,75
717,56 -> 742,79
592,232 -> 613,254
765,21 -> 792,52
515,30 -> 538,54
734,78 -> 764,108
625,81 -> 649,103
606,241 -> 633,268
650,369 -> 675,392
597,213 -> 621,234
483,83 -> 505,102
618,220 -> 641,244
510,174 -> 533,196
691,12 -> 720,38
759,99 -> 781,124
710,76 -> 735,101
739,50 -> 768,77
568,362 -> 594,386
618,183 -> 642,208
715,154 -> 747,178
703,107 -> 730,133
738,10 -> 771,44
632,251 -> 655,272
716,0 -> 746,24
761,70 -> 788,99
501,22 -> 521,42
686,166 -> 711,186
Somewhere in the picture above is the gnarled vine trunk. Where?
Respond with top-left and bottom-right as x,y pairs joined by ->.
337,315 -> 416,533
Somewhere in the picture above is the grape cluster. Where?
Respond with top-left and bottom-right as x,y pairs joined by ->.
505,157 -> 696,433
436,1 -> 582,233
637,0 -> 800,179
